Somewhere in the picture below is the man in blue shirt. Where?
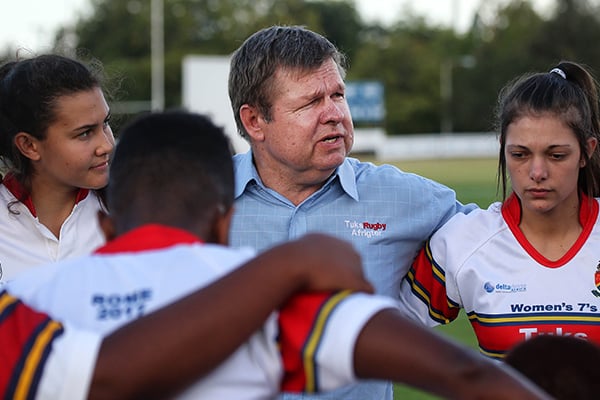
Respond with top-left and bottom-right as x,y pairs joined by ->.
228,25 -> 475,400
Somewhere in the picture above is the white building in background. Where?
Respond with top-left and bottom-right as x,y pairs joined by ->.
182,55 -> 249,154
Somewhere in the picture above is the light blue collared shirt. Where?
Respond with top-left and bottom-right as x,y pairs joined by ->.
230,151 -> 476,400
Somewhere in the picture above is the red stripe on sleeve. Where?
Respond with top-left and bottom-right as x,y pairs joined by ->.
408,245 -> 459,324
0,291 -> 62,398
278,291 -> 346,393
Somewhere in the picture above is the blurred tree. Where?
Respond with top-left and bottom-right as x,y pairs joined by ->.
4,0 -> 600,136
531,0 -> 600,68
455,0 -> 600,133
454,0 -> 546,132
351,20 -> 453,134
51,0 -> 363,117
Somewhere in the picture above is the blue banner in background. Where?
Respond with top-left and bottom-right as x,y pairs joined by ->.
346,81 -> 385,123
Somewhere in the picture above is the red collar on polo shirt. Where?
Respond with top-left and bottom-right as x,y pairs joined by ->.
2,173 -> 90,217
95,224 -> 204,254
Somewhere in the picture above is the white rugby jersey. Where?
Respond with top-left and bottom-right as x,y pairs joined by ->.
8,224 -> 395,399
399,193 -> 600,359
0,174 -> 106,284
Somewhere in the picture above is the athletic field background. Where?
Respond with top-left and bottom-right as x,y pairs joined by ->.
365,156 -> 500,400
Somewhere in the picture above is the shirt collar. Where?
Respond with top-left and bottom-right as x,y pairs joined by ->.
501,192 -> 598,267
233,151 -> 359,201
1,172 -> 90,217
336,158 -> 359,201
502,191 -> 597,228
233,151 -> 258,199
95,224 -> 203,254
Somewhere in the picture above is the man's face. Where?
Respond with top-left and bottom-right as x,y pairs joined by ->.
253,58 -> 354,186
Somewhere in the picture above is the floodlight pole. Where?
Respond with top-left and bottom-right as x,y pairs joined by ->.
440,55 -> 476,134
440,59 -> 453,134
151,0 -> 165,111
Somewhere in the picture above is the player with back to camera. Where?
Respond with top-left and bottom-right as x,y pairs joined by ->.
6,109 -> 550,399
2,229 -> 375,400
0,53 -> 376,399
399,61 -> 600,358
0,54 -> 113,284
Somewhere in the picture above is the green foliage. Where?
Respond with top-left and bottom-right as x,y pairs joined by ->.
47,0 -> 362,108
532,0 -> 600,66
4,0 -> 600,134
351,24 -> 452,134
455,1 -> 547,132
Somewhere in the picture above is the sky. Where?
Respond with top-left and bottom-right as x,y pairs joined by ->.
1,0 -> 556,52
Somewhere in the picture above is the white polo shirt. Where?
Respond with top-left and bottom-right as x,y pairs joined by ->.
0,174 -> 106,284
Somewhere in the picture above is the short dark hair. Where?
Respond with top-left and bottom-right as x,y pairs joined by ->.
107,110 -> 234,234
505,335 -> 600,400
228,25 -> 346,140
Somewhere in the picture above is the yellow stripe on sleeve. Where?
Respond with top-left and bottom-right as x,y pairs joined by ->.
0,292 -> 19,315
14,320 -> 64,399
302,290 -> 351,392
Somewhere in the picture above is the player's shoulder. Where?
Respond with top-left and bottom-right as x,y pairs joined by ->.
0,289 -> 55,328
424,202 -> 505,275
432,201 -> 505,245
191,243 -> 257,274
347,157 -> 450,189
5,255 -> 92,298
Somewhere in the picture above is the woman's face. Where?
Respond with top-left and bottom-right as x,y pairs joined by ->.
29,86 -> 114,191
505,113 -> 595,217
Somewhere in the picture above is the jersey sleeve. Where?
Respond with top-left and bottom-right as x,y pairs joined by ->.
0,290 -> 101,400
35,322 -> 101,400
398,240 -> 461,326
278,290 -> 396,393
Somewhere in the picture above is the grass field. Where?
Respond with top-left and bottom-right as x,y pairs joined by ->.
364,156 -> 500,400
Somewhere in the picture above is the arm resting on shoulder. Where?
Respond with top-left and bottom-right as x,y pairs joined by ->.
353,308 -> 552,400
89,233 -> 372,400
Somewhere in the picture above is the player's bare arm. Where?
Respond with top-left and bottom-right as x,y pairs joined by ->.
353,308 -> 552,400
89,233 -> 372,400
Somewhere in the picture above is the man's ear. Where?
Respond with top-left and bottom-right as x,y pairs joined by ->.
98,211 -> 117,241
239,105 -> 265,142
14,132 -> 41,161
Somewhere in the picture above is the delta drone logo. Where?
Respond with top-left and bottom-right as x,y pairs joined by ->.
592,261 -> 600,297
483,282 -> 495,293
483,281 -> 526,294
